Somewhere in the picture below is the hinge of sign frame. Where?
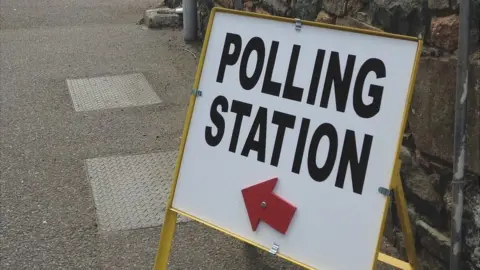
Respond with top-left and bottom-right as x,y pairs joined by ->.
191,89 -> 202,97
295,18 -> 302,31
378,186 -> 393,197
269,243 -> 280,255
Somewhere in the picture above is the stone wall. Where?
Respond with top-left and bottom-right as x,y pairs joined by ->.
165,0 -> 480,268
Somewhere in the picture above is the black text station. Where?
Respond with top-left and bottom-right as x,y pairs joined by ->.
204,33 -> 387,195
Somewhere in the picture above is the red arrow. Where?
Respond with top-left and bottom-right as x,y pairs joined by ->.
241,177 -> 297,234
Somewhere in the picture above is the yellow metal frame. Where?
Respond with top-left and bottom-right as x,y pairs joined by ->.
153,7 -> 423,270
376,160 -> 418,270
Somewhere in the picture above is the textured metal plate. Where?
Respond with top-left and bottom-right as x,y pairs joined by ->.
66,73 -> 162,112
85,151 -> 189,231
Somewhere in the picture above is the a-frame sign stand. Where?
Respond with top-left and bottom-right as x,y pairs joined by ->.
151,7 -> 421,270
152,160 -> 418,270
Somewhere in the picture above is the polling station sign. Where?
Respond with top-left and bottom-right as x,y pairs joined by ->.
169,7 -> 422,270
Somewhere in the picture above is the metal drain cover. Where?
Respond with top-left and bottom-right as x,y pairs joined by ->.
85,151 -> 189,231
66,73 -> 162,112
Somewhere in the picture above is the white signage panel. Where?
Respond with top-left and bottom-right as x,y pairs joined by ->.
172,10 -> 420,270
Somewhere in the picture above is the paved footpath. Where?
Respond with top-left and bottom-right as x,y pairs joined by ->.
0,1 -> 398,269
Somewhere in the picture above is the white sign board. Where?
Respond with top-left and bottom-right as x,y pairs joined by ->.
172,8 -> 420,270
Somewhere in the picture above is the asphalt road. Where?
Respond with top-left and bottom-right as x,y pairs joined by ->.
0,0 -> 399,269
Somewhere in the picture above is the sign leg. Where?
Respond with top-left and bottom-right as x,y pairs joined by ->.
153,209 -> 178,270
376,160 -> 418,270
393,162 -> 418,269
